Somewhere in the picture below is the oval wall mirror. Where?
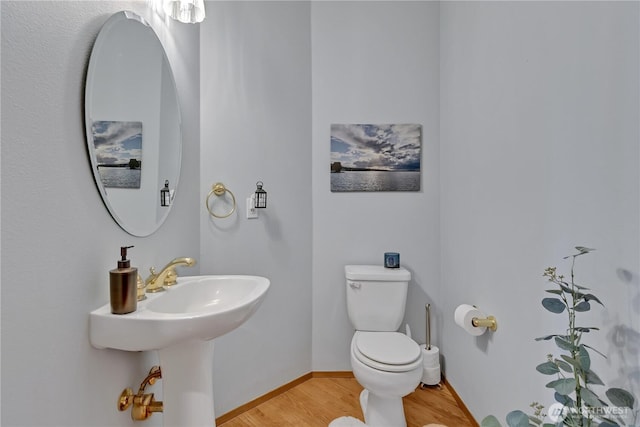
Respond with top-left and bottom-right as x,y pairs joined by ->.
85,11 -> 182,237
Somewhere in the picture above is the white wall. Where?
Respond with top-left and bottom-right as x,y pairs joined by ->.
1,2 -> 200,426
311,0 -> 441,371
440,1 -> 639,420
198,0 -> 440,414
199,1 -> 313,416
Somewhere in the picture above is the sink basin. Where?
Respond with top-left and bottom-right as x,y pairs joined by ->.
90,275 -> 270,351
89,275 -> 270,427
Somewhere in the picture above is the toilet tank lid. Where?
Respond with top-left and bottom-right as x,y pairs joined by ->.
345,265 -> 411,281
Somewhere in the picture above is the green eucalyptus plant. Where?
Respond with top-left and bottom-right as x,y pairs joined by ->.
481,247 -> 637,427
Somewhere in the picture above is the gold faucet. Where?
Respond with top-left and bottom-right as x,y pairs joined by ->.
144,257 -> 196,293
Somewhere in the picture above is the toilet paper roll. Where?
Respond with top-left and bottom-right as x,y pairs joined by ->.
421,365 -> 441,385
420,344 -> 440,368
455,304 -> 485,336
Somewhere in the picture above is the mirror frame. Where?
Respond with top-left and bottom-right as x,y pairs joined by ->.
85,11 -> 182,236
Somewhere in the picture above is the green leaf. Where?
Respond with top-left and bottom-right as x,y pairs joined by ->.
606,388 -> 635,408
560,355 -> 580,370
542,298 -> 566,313
579,345 -> 591,371
554,392 -> 574,406
535,334 -> 560,341
559,283 -> 573,294
506,410 -> 530,427
585,369 -> 605,386
583,344 -> 607,359
480,415 -> 503,427
574,301 -> 591,312
554,358 -> 573,373
583,293 -> 604,306
574,327 -> 599,333
546,378 -> 577,395
536,361 -> 559,375
580,388 -> 601,407
545,289 -> 564,295
575,246 -> 595,254
555,336 -> 576,351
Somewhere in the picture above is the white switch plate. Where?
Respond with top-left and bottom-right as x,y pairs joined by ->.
246,197 -> 258,219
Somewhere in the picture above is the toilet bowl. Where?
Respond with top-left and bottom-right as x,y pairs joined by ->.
344,265 -> 422,427
350,331 -> 423,426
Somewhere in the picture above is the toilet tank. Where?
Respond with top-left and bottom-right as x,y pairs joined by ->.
345,265 -> 411,332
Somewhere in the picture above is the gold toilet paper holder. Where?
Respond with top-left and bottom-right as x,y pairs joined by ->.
472,315 -> 498,331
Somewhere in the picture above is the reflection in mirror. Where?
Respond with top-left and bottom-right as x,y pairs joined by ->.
85,11 -> 182,237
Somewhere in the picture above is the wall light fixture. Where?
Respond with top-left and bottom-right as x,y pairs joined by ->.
160,180 -> 171,207
164,0 -> 206,24
254,181 -> 267,209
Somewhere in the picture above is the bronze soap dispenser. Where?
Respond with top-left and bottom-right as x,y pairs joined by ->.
110,246 -> 138,314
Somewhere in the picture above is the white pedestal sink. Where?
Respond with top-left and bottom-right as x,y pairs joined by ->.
90,275 -> 270,427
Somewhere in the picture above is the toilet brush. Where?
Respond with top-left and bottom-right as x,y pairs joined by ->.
427,303 -> 432,350
420,304 -> 441,387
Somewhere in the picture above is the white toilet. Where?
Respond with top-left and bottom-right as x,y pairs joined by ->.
345,265 -> 423,427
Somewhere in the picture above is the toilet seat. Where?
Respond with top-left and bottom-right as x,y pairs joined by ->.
353,332 -> 422,373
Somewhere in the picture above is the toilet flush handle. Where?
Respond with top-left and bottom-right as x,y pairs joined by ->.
349,281 -> 361,289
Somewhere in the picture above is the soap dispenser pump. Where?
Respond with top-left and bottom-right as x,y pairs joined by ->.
110,246 -> 138,314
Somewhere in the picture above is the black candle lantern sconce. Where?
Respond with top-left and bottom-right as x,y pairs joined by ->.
160,180 -> 171,207
254,181 -> 267,209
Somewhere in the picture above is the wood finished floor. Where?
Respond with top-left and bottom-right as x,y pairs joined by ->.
218,377 -> 477,427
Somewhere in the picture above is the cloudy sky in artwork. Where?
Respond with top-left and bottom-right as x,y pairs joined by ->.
330,124 -> 421,171
91,121 -> 142,165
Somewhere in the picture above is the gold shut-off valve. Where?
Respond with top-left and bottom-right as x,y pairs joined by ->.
118,388 -> 134,412
118,366 -> 164,421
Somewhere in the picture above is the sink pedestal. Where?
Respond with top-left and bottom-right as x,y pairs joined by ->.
159,340 -> 216,427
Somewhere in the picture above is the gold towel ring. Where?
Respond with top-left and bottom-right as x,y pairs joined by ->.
205,182 -> 236,219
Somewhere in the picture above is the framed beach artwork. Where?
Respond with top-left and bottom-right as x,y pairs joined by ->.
91,120 -> 143,189
330,123 -> 422,192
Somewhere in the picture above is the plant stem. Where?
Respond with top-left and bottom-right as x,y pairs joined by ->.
569,255 -> 584,427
